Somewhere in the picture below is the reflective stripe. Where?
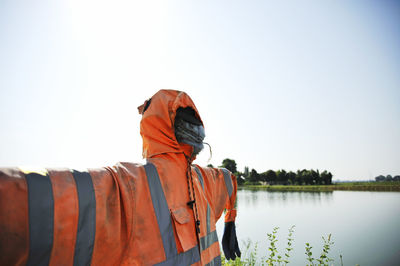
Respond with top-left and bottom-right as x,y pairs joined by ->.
144,163 -> 178,260
71,170 -> 96,266
25,172 -> 54,266
206,205 -> 211,234
155,245 -> 201,266
145,163 -> 201,265
222,168 -> 233,197
193,166 -> 204,190
200,230 -> 218,251
206,255 -> 222,266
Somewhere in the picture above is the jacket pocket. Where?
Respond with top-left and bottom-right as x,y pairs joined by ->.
170,207 -> 197,252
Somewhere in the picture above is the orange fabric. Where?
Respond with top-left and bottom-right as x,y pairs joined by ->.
140,89 -> 203,159
202,241 -> 221,265
190,166 -> 238,263
48,169 -> 79,266
89,167 -> 128,265
114,162 -> 166,265
0,89 -> 237,265
140,90 -> 238,264
0,168 -> 29,266
224,172 -> 238,223
149,155 -> 198,254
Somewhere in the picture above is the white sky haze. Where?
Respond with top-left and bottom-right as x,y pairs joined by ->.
1,0 -> 399,180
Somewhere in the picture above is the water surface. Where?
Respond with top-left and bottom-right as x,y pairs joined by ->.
216,189 -> 400,265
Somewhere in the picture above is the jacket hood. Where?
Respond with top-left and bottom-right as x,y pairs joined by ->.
138,89 -> 204,159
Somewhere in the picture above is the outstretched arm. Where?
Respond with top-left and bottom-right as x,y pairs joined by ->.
0,165 -> 134,266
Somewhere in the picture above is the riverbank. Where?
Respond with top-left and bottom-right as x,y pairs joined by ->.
239,182 -> 400,192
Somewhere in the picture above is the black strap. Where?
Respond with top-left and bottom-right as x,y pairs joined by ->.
71,170 -> 96,266
25,172 -> 54,266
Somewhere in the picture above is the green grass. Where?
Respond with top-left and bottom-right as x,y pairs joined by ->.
239,182 -> 400,192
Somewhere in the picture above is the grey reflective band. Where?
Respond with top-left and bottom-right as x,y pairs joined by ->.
145,163 -> 201,265
25,172 -> 54,266
206,204 -> 211,234
193,166 -> 204,190
206,254 -> 222,266
200,230 -> 218,251
144,163 -> 178,260
71,170 -> 96,266
155,245 -> 201,266
222,168 -> 233,197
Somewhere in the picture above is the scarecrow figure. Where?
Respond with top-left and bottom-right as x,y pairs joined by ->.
0,89 -> 240,265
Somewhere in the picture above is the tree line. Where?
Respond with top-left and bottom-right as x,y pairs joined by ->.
217,158 -> 333,186
375,175 -> 400,182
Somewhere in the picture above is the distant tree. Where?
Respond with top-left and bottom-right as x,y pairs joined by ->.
264,170 -> 277,185
296,170 -> 304,185
249,169 -> 261,183
207,164 -> 214,168
301,169 -> 313,185
259,172 -> 267,183
306,171 -> 313,185
316,169 -> 322,185
321,170 -> 329,185
276,169 -> 287,185
310,169 -> 319,185
375,175 -> 386,182
221,158 -> 237,173
227,164 -> 334,186
394,175 -> 400,181
326,172 -> 333,185
287,171 -> 296,185
386,175 -> 393,182
236,175 -> 245,185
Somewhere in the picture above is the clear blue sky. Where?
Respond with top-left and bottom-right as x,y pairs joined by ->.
1,0 -> 399,180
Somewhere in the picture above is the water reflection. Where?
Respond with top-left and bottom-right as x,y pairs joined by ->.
237,188 -> 333,209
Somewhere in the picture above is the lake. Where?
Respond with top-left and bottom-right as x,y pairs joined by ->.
216,189 -> 400,265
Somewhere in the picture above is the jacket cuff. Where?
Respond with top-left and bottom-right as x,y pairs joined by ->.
224,209 -> 237,223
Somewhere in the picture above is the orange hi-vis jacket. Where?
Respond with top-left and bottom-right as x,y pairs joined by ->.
0,90 -> 238,266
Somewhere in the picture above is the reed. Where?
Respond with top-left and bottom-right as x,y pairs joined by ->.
222,226 -> 338,266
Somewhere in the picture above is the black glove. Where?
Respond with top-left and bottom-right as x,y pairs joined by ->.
222,222 -> 241,260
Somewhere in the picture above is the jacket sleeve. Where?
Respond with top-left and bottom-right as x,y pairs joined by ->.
0,165 -> 135,266
0,168 -> 29,266
199,166 -> 238,223
221,169 -> 238,223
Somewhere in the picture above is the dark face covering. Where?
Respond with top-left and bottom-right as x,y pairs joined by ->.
174,107 -> 205,157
